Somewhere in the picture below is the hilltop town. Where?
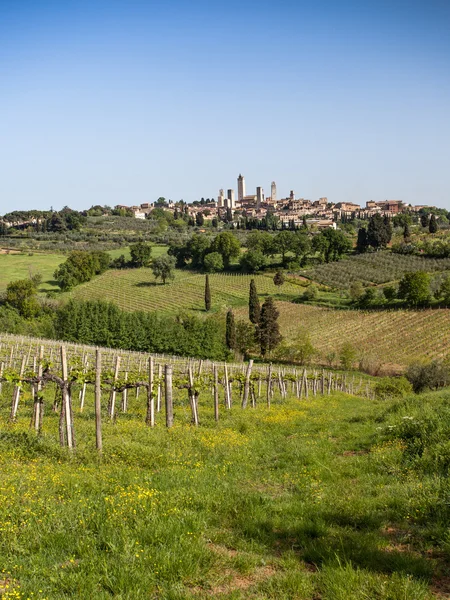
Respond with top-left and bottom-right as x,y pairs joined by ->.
116,173 -> 428,230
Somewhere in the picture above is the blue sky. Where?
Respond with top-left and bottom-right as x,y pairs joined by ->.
1,0 -> 449,212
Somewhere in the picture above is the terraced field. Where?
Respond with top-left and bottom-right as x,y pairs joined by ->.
234,302 -> 450,368
67,270 -> 303,313
303,251 -> 450,289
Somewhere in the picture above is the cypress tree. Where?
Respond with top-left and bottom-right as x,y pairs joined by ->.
226,309 -> 236,350
356,227 -> 368,253
429,214 -> 438,233
204,274 -> 211,311
257,297 -> 282,357
403,222 -> 411,242
249,279 -> 260,324
420,213 -> 428,228
383,215 -> 392,245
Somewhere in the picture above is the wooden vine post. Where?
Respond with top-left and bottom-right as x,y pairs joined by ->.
10,355 -> 26,421
33,345 -> 44,432
165,364 -> 174,428
95,349 -> 102,453
60,345 -> 74,450
267,364 -> 272,408
109,355 -> 121,421
146,357 -> 155,427
188,365 -> 199,426
241,359 -> 253,409
213,364 -> 219,422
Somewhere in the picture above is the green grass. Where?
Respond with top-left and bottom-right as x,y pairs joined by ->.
0,252 -> 65,294
0,246 -> 169,296
1,382 -> 448,599
67,270 -> 303,313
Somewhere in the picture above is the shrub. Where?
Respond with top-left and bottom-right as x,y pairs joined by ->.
374,377 -> 412,400
406,360 -> 450,393
340,342 -> 357,370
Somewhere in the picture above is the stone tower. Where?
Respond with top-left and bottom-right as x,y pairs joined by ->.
227,189 -> 235,210
271,181 -> 277,202
237,174 -> 246,203
256,187 -> 264,209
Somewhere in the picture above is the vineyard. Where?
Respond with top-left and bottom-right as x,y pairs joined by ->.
67,270 -> 302,313
302,251 -> 450,289
0,332 -> 373,456
235,302 -> 450,368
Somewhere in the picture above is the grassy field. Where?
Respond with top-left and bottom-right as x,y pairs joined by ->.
0,252 -> 65,294
67,270 -> 303,313
0,246 -> 167,295
1,380 -> 449,599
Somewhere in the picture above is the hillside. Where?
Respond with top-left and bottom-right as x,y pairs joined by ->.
1,367 -> 449,598
301,251 -> 450,288
66,270 -> 302,313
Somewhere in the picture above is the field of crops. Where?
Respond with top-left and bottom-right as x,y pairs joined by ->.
303,252 -> 450,289
235,302 -> 450,368
67,270 -> 303,313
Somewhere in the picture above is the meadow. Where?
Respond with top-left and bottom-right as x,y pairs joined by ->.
1,374 -> 450,599
0,252 -> 65,294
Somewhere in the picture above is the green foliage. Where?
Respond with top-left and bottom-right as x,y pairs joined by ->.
374,377 -> 413,400
383,285 -> 397,301
54,250 -> 110,291
273,270 -> 285,286
398,271 -> 431,307
349,280 -> 364,301
406,360 -> 450,393
339,341 -> 357,370
239,249 -> 267,273
429,213 -> 438,233
312,228 -> 352,263
203,252 -> 224,273
225,308 -> 236,350
5,279 -> 41,318
211,232 -> 241,267
302,284 -> 318,301
356,227 -> 368,253
275,328 -> 316,365
257,297 -> 282,356
357,287 -> 377,307
367,214 -> 392,249
204,274 -> 211,311
55,299 -> 228,359
234,320 -> 258,359
248,279 -> 260,325
151,255 -> 176,284
129,242 -> 152,267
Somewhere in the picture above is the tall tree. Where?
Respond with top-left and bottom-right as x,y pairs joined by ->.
367,214 -> 391,249
356,227 -> 369,253
420,213 -> 429,228
403,222 -> 411,242
226,309 -> 236,350
257,297 -> 282,356
429,214 -> 438,233
248,279 -> 260,324
204,275 -> 211,311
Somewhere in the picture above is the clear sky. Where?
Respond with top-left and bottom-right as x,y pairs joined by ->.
1,0 -> 449,212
